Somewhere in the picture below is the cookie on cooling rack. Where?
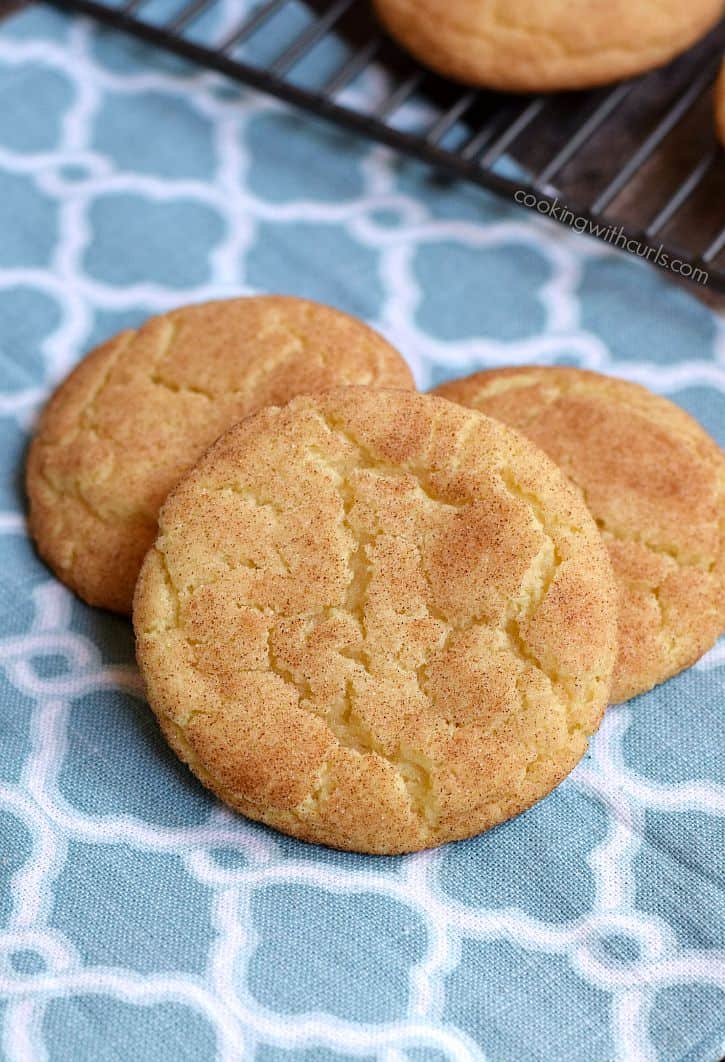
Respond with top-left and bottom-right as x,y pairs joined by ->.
133,388 -> 617,854
434,366 -> 725,703
26,296 -> 413,615
373,0 -> 724,92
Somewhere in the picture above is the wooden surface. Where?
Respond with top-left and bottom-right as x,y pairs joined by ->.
1,0 -> 722,310
0,0 -> 29,17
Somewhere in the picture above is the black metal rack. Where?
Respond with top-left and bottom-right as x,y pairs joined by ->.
43,0 -> 725,291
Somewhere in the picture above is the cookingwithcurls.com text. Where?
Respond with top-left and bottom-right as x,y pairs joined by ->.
514,189 -> 709,286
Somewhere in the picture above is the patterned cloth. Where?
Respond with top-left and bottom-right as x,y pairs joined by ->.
1,4 -> 724,1061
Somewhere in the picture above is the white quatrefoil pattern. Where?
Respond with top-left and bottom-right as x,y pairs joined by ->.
1,3 -> 724,1061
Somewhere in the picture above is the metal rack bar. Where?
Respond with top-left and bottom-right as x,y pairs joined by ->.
373,69 -> 425,120
703,223 -> 725,264
220,0 -> 288,53
645,149 -> 719,238
478,96 -> 546,167
37,0 -> 725,291
590,55 -> 722,215
270,0 -> 356,77
535,82 -> 634,188
322,36 -> 381,95
458,112 -> 500,162
424,90 -> 477,147
166,0 -> 215,34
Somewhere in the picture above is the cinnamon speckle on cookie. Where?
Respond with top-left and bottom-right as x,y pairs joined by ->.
26,296 -> 413,614
374,0 -> 724,92
134,388 -> 617,853
434,366 -> 725,703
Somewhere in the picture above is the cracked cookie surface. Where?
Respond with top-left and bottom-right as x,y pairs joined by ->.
133,388 -> 617,854
26,296 -> 413,614
373,0 -> 724,92
434,366 -> 725,703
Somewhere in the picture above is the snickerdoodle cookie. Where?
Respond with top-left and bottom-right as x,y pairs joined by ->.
434,366 -> 725,703
26,297 -> 413,614
373,0 -> 724,92
134,388 -> 617,853
716,57 -> 725,145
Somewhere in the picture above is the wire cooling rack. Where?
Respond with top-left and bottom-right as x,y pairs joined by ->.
43,0 -> 725,291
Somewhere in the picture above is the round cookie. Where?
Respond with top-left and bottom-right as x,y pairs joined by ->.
134,388 -> 617,854
433,366 -> 725,703
716,56 -> 725,146
27,296 -> 413,615
373,0 -> 724,92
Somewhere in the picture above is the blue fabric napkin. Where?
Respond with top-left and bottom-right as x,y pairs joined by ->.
1,5 -> 724,1061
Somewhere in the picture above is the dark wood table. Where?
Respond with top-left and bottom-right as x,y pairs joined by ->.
1,0 -> 722,311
